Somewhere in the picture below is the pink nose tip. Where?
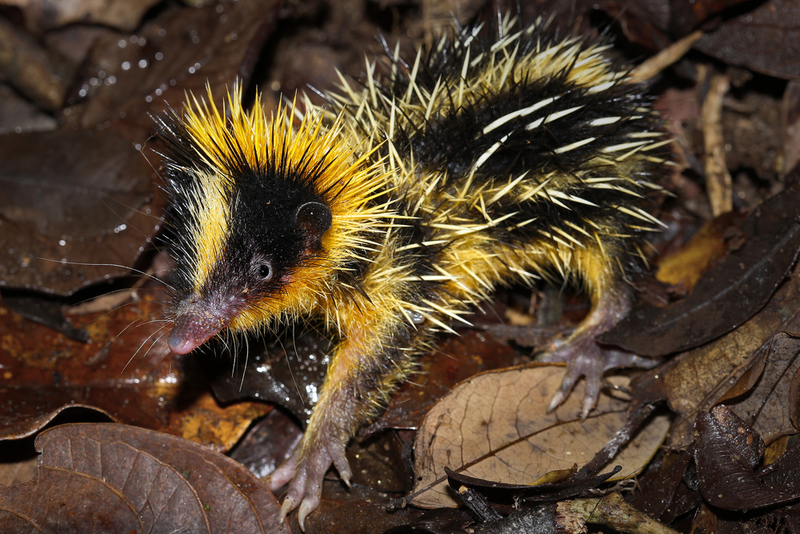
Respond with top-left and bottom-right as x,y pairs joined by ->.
168,331 -> 199,355
168,313 -> 220,354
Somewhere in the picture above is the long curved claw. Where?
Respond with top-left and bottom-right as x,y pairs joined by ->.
541,337 -> 659,418
269,435 -> 352,531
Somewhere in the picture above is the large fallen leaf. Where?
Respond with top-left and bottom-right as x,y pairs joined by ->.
76,0 -> 279,136
410,365 -> 670,508
0,129 -> 159,294
692,0 -> 800,80
603,185 -> 800,356
0,423 -> 285,533
0,0 -> 280,295
371,330 -> 519,432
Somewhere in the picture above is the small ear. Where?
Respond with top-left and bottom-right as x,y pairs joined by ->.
296,201 -> 332,252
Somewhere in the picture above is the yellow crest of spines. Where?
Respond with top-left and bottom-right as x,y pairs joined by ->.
177,83 -> 396,324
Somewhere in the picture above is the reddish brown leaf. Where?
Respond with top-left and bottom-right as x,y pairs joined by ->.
0,291 -> 175,439
0,467 -> 148,532
0,292 -> 269,451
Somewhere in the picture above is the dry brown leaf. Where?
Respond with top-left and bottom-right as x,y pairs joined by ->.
662,263 -> 800,447
410,365 -> 670,508
603,185 -> 800,356
720,329 -> 800,444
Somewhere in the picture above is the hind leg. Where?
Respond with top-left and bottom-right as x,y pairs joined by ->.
537,247 -> 659,416
539,283 -> 658,416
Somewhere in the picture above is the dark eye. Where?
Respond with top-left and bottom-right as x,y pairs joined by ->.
257,262 -> 272,281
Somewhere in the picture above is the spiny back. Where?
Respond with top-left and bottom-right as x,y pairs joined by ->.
329,15 -> 667,298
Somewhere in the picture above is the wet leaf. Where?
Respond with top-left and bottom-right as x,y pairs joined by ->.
6,0 -> 162,33
603,185 -> 800,356
75,0 -> 279,136
0,0 -> 280,296
2,293 -> 90,342
0,292 -> 268,451
203,331 -> 332,426
0,291 -> 174,439
409,366 -> 670,508
0,129 -> 158,294
0,423 -> 284,533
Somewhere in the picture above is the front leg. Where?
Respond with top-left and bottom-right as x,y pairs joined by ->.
267,379 -> 359,529
267,317 -> 411,530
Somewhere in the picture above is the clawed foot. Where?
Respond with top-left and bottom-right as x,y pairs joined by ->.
539,336 -> 658,417
267,435 -> 352,531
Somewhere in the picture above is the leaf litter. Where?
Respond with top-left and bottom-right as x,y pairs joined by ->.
1,0 -> 800,532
